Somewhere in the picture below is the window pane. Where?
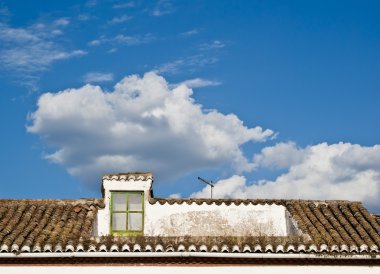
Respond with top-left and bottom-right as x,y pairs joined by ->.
112,193 -> 126,211
112,213 -> 126,231
128,213 -> 142,231
128,193 -> 143,211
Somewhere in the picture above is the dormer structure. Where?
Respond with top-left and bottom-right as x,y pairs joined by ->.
97,172 -> 153,236
96,172 -> 300,237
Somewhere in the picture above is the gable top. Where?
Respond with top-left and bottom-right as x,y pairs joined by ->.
102,172 -> 153,182
101,172 -> 153,196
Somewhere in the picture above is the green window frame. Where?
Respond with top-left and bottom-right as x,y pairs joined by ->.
110,191 -> 144,235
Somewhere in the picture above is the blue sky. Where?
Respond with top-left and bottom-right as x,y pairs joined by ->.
1,1 -> 380,210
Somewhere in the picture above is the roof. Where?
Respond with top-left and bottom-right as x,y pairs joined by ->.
101,172 -> 153,196
102,172 -> 153,182
1,198 -> 380,257
0,199 -> 103,253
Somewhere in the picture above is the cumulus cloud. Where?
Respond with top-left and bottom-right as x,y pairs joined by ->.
83,72 -> 114,83
191,142 -> 380,209
28,72 -> 273,188
252,142 -> 305,169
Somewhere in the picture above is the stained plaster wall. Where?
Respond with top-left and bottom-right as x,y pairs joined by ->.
96,178 -> 299,237
144,202 -> 296,237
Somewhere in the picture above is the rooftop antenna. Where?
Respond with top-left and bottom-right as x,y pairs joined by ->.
197,177 -> 215,199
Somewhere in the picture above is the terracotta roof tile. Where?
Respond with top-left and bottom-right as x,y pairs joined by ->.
0,198 -> 380,255
102,172 -> 153,181
287,201 -> 380,250
0,199 -> 103,252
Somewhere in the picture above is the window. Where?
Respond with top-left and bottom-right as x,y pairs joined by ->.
110,192 -> 144,235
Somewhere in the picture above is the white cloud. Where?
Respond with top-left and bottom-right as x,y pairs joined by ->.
88,39 -> 101,46
28,72 -> 274,188
108,15 -> 132,24
83,72 -> 114,83
169,193 -> 181,198
252,142 -> 305,169
180,29 -> 199,37
155,54 -> 218,75
152,0 -> 174,16
174,78 -> 221,89
191,142 -> 380,209
85,0 -> 97,7
200,40 -> 226,50
89,33 -> 154,47
54,18 -> 70,26
191,175 -> 247,199
114,34 -> 154,45
113,2 -> 136,9
0,22 -> 86,89
78,14 -> 91,21
1,44 -> 85,72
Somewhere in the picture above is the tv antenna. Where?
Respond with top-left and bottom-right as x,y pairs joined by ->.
197,177 -> 215,199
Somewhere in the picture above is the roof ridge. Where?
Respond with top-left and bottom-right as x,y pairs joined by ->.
149,197 -> 362,204
102,172 -> 153,181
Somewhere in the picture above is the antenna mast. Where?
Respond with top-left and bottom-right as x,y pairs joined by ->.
197,177 -> 215,199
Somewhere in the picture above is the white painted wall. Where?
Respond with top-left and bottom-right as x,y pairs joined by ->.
96,178 -> 153,236
144,202 -> 296,236
97,176 -> 299,237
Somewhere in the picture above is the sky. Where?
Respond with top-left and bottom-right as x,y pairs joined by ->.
1,1 -> 380,211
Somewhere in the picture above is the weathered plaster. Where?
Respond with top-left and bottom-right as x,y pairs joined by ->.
144,202 -> 296,237
96,175 -> 299,237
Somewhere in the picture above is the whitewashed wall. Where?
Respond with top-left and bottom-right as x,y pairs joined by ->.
96,177 -> 299,237
144,202 -> 297,236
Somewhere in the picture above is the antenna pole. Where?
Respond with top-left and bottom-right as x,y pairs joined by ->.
197,177 -> 215,199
